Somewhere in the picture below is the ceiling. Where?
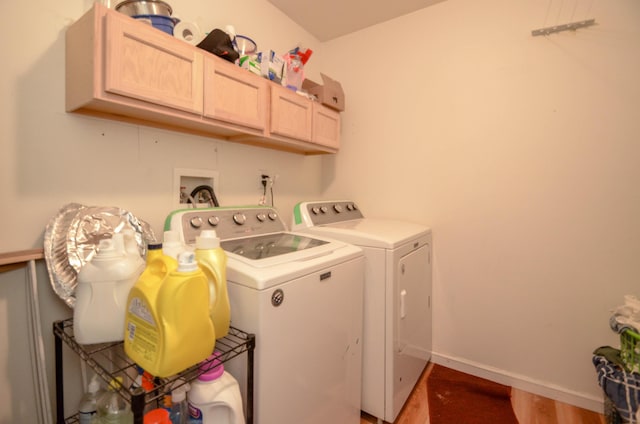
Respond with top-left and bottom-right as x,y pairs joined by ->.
266,0 -> 446,41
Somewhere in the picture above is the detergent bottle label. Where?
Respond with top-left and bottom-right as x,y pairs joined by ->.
126,296 -> 158,362
188,403 -> 203,424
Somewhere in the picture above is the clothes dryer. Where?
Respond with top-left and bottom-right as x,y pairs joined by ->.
292,200 -> 432,424
165,206 -> 364,424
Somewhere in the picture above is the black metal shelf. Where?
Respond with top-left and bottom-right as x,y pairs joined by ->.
54,318 -> 255,424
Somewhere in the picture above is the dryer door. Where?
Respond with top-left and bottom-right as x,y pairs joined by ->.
390,242 -> 432,421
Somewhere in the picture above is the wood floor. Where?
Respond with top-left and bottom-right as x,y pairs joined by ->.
360,363 -> 606,424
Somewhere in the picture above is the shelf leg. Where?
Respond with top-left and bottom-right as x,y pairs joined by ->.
54,321 -> 64,424
131,387 -> 146,424
247,334 -> 255,424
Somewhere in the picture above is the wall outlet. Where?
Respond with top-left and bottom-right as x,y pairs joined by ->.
173,168 -> 219,209
258,169 -> 271,188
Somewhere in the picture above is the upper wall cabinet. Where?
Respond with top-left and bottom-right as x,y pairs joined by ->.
65,3 -> 340,155
102,11 -> 203,114
202,56 -> 268,131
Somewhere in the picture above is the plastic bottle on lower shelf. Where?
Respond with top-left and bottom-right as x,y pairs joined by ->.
78,374 -> 102,424
95,377 -> 133,424
168,381 -> 191,424
187,354 -> 244,424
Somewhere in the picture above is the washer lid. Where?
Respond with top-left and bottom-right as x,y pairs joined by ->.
221,232 -> 329,261
223,232 -> 363,290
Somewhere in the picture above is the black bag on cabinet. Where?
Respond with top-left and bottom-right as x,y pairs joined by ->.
196,29 -> 240,63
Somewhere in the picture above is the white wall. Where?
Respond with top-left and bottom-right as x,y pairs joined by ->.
321,0 -> 640,411
0,0 -> 326,422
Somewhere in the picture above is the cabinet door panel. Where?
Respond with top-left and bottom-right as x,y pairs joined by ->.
104,13 -> 203,114
312,104 -> 340,149
270,86 -> 312,141
203,56 -> 268,130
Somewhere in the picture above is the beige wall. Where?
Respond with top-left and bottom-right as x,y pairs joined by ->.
2,0 -> 639,421
0,0 -> 325,421
321,0 -> 640,411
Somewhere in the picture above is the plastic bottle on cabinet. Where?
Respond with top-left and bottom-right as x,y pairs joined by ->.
187,354 -> 245,424
124,251 -> 215,377
74,233 -> 145,344
95,377 -> 133,424
78,374 -> 102,424
195,230 -> 231,338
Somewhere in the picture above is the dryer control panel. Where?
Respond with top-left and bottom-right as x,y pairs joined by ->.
294,200 -> 364,227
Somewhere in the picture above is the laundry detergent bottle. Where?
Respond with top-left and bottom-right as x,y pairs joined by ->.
194,230 -> 231,338
74,233 -> 145,344
124,250 -> 214,377
187,354 -> 244,424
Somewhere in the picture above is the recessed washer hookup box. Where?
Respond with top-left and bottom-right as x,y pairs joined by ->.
302,73 -> 345,112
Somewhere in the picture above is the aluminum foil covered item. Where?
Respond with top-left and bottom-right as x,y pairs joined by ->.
44,203 -> 157,308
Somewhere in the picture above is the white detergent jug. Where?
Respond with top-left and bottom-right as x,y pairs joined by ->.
74,233 -> 144,344
187,354 -> 245,424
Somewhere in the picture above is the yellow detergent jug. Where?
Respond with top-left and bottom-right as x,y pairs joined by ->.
195,230 -> 231,339
124,248 -> 215,377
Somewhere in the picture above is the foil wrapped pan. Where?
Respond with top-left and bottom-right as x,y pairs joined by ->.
44,203 -> 157,308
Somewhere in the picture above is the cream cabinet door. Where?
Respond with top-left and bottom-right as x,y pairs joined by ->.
103,12 -> 203,114
270,86 -> 312,142
312,104 -> 340,149
202,56 -> 268,130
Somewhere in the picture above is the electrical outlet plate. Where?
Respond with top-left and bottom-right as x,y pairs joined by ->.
173,168 -> 219,209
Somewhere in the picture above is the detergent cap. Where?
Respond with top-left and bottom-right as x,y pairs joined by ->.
87,374 -> 101,394
177,251 -> 198,272
196,230 -> 221,249
171,381 -> 190,402
93,238 -> 121,260
121,229 -> 140,256
198,353 -> 224,381
163,230 -> 185,259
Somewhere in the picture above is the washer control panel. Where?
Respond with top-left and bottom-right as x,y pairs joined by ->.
167,207 -> 286,245
300,200 -> 364,226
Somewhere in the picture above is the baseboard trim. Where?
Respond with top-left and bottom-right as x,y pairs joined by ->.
431,352 -> 604,413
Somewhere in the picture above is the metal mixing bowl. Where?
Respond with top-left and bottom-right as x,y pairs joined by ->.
115,0 -> 173,17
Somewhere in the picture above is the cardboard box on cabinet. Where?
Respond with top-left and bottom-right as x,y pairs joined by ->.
302,73 -> 345,111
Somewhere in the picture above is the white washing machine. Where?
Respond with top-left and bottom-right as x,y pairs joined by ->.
292,200 -> 432,423
165,206 -> 364,424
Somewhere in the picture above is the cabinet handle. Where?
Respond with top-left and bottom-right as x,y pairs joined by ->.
400,289 -> 407,319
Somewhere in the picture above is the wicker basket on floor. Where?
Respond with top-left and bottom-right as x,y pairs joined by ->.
604,396 -> 628,424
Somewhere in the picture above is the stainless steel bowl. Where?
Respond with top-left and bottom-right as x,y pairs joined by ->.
115,0 -> 173,17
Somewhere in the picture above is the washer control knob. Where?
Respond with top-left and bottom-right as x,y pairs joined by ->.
190,216 -> 203,228
333,204 -> 343,213
268,211 -> 278,221
256,212 -> 267,222
311,207 -> 320,215
207,216 -> 219,226
233,213 -> 246,225
320,206 -> 328,213
346,204 -> 354,211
